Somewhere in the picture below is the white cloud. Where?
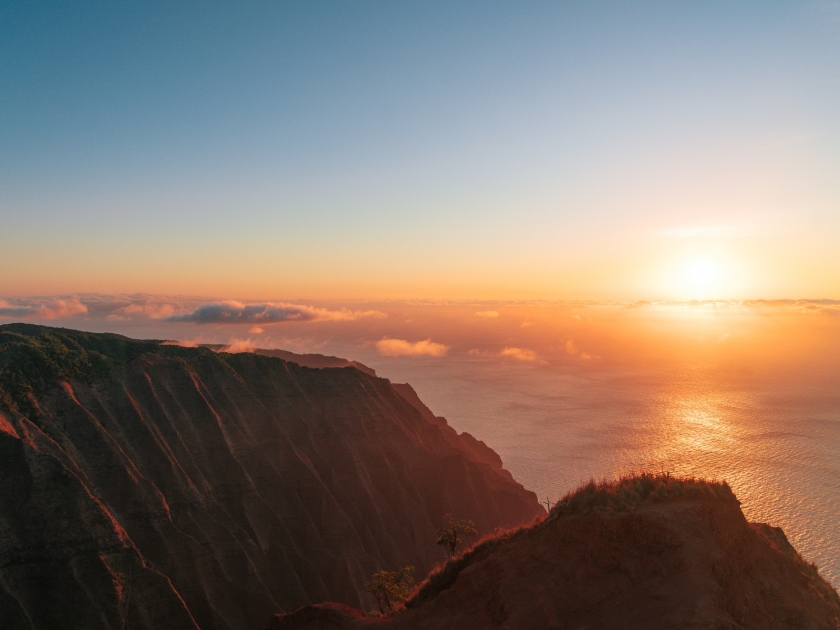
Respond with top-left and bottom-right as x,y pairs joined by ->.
121,302 -> 177,319
0,298 -> 88,320
376,338 -> 449,357
499,347 -> 536,361
224,338 -> 256,353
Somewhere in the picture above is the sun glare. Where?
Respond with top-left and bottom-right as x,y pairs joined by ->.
671,257 -> 728,299
687,259 -> 721,287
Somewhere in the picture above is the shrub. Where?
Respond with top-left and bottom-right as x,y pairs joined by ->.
363,566 -> 414,615
436,513 -> 477,559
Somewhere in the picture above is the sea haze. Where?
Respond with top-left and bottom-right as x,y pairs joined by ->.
2,297 -> 839,585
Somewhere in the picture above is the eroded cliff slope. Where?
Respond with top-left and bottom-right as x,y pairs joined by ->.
0,324 -> 542,630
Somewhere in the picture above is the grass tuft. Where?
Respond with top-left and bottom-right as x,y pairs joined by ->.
551,472 -> 735,516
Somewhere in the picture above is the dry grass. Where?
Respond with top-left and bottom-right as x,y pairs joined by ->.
407,472 -> 734,609
406,518 -> 539,609
551,472 -> 735,516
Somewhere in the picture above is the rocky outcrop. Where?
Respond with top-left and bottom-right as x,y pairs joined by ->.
0,324 -> 542,630
268,475 -> 840,630
390,383 -> 509,478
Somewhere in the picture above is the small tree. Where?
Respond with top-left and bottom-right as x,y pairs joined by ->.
363,566 -> 414,615
436,513 -> 477,559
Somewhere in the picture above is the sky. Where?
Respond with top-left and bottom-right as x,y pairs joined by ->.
2,1 -> 840,301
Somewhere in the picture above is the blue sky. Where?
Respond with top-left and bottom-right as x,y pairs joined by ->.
2,1 -> 839,299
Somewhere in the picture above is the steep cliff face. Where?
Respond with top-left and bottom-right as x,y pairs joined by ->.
269,476 -> 840,630
0,324 -> 542,630
390,383 -> 509,478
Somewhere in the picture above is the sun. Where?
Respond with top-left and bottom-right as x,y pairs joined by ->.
674,257 -> 727,299
687,259 -> 721,287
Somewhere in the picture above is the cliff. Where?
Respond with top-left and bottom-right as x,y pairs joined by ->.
197,345 -> 378,377
268,475 -> 840,630
0,324 -> 542,630
389,383 -> 510,479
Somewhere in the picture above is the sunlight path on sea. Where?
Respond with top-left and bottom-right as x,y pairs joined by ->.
354,353 -> 840,588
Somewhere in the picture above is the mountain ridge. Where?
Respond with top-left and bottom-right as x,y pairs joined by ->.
0,324 -> 542,630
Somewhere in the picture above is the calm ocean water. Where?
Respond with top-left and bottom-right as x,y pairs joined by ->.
352,350 -> 840,587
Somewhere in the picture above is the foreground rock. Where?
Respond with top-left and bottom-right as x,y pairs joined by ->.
268,475 -> 840,630
0,324 -> 542,630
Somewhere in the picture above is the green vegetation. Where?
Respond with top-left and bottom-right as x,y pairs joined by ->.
0,323 -> 352,427
362,566 -> 414,616
0,323 -> 205,423
436,513 -> 477,559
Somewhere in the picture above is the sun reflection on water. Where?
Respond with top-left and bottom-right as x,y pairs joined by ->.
340,301 -> 840,587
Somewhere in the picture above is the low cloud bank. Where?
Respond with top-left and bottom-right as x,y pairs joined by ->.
0,298 -> 88,320
376,338 -> 449,357
166,301 -> 384,324
0,293 -> 387,334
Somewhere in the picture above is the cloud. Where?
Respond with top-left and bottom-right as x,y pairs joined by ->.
249,326 -> 265,334
0,298 -> 88,320
224,338 -> 256,353
475,310 -> 499,318
806,305 -> 840,317
0,302 -> 33,318
376,338 -> 449,357
499,347 -> 536,361
564,340 -> 578,355
166,301 -> 385,324
121,302 -> 177,319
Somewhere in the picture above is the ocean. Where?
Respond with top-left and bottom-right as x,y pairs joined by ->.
335,302 -> 840,587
